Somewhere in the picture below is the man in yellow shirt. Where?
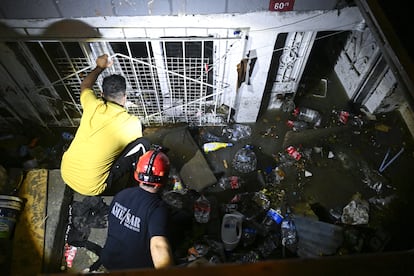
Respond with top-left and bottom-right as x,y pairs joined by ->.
61,54 -> 149,195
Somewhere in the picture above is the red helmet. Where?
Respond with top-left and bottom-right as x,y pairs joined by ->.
134,149 -> 170,187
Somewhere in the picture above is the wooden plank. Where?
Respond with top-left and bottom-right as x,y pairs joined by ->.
11,169 -> 48,275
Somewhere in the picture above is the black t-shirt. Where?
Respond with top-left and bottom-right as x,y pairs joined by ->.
100,186 -> 169,270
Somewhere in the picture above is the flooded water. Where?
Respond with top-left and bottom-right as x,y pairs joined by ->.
149,69 -> 414,262
2,69 -> 413,271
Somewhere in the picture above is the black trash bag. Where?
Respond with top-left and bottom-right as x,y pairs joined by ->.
72,196 -> 109,228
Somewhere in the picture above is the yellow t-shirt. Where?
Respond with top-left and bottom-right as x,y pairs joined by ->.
61,89 -> 142,195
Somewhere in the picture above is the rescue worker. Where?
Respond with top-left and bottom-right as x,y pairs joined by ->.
61,54 -> 149,195
97,148 -> 174,271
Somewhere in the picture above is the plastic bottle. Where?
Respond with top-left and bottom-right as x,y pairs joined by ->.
162,190 -> 184,209
194,195 -> 211,223
172,175 -> 185,193
199,129 -> 224,143
293,107 -> 322,127
241,227 -> 257,247
286,146 -> 301,161
252,190 -> 270,211
257,233 -> 280,258
281,98 -> 296,113
232,145 -> 257,173
238,250 -> 259,263
281,210 -> 297,247
218,176 -> 242,190
262,208 -> 284,228
268,167 -> 285,185
286,120 -> 308,131
222,124 -> 252,142
203,142 -> 233,153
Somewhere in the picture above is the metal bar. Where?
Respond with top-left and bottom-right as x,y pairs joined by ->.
182,41 -> 189,123
114,53 -> 221,90
126,41 -> 149,124
59,41 -> 83,88
199,41 -> 205,125
147,89 -> 224,119
379,147 -> 404,173
146,41 -> 163,125
38,42 -> 82,115
0,62 -> 47,127
17,42 -> 63,126
162,41 -> 176,124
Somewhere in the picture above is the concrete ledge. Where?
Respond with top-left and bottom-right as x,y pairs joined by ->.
43,169 -> 73,273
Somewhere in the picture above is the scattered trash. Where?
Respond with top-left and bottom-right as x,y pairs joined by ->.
260,126 -> 278,138
64,244 -> 77,268
162,190 -> 185,209
332,110 -> 364,128
262,208 -> 283,226
221,212 -> 244,251
286,146 -> 301,161
265,167 -> 286,187
199,129 -> 225,143
281,98 -> 296,113
241,227 -> 257,247
257,232 -> 280,258
172,175 -> 185,193
222,203 -> 239,213
235,250 -> 260,263
187,243 -> 209,261
203,142 -> 233,153
304,170 -> 312,177
341,197 -> 369,225
222,124 -> 252,142
293,107 -> 322,127
328,151 -> 335,159
360,161 -> 389,193
218,176 -> 243,190
374,123 -> 391,132
378,147 -> 404,173
194,195 -> 211,223
286,120 -> 308,131
368,194 -> 397,209
232,145 -> 257,173
206,176 -> 244,193
252,190 -> 270,211
281,210 -> 298,253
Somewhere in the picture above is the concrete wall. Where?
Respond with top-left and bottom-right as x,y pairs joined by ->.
0,0 -> 340,19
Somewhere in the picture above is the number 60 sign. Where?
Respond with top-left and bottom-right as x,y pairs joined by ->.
269,0 -> 295,11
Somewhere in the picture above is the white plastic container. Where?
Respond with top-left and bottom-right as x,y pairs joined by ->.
221,212 -> 243,251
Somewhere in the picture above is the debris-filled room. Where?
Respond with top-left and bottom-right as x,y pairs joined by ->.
0,0 -> 413,275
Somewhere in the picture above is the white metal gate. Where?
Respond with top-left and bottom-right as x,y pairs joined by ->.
1,35 -> 242,128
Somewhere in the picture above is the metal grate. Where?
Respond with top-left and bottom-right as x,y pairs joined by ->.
57,53 -> 227,126
12,35 -> 243,127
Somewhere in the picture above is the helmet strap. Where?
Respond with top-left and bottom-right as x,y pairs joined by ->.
146,149 -> 160,175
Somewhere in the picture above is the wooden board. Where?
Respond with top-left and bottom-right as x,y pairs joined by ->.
11,169 -> 48,275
